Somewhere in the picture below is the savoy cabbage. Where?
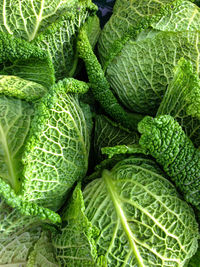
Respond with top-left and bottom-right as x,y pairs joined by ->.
0,0 -> 99,80
96,0 -> 200,115
0,0 -> 199,266
52,156 -> 199,266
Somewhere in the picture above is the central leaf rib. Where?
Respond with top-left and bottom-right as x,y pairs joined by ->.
0,124 -> 19,192
102,169 -> 144,267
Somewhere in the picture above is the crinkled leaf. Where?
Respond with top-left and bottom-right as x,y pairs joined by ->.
32,3 -> 98,80
138,115 -> 200,208
152,1 -> 200,32
21,78 -> 92,211
83,156 -> 199,266
157,58 -> 200,146
0,200 -> 42,265
98,0 -> 184,66
94,115 -> 139,162
77,29 -> 144,131
0,32 -> 55,88
0,0 -> 80,41
0,95 -> 33,192
0,0 -> 98,80
0,75 -> 47,101
106,31 -> 200,114
98,0 -> 200,115
52,184 -> 102,266
0,177 -> 61,224
27,231 -> 58,267
0,91 -> 61,224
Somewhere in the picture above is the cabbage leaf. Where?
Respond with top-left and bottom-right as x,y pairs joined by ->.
98,0 -> 184,66
98,0 -> 200,114
138,115 -> 200,208
157,58 -> 200,146
106,30 -> 200,114
54,156 -> 199,266
0,95 -> 33,193
21,78 -> 92,211
0,200 -> 42,265
53,184 -> 103,266
0,0 -> 98,80
94,115 -> 139,162
0,32 -> 55,88
27,231 -> 58,267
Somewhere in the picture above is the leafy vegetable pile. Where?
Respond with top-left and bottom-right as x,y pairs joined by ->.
1,0 -> 200,266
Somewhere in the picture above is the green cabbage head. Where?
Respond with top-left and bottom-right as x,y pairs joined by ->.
98,0 -> 200,114
53,156 -> 199,266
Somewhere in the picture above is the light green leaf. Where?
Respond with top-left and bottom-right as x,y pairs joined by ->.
157,58 -> 200,146
0,87 -> 61,224
101,144 -> 148,159
98,0 -> 184,66
53,184 -> 102,267
0,200 -> 42,265
152,1 -> 200,32
32,3 -> 98,80
0,0 -> 78,41
27,231 -> 58,267
0,176 -> 61,224
0,32 -> 55,88
83,156 -> 199,266
0,0 -> 98,80
106,31 -> 200,114
21,78 -> 92,211
98,0 -> 200,116
0,95 -> 33,192
0,75 -> 47,101
94,115 -> 139,162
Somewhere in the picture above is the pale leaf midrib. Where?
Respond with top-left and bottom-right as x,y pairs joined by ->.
0,123 -> 17,190
3,0 -> 13,34
56,94 -> 88,170
28,0 -> 45,41
103,169 -> 145,267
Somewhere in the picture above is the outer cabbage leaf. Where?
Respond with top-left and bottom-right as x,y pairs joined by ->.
98,0 -> 200,115
98,0 -> 184,66
0,95 -> 33,192
32,3 -> 98,80
157,58 -> 200,146
0,75 -> 47,101
27,231 -> 58,267
77,29 -> 144,131
0,0 -> 80,41
0,84 -> 61,223
52,184 -> 104,267
0,76 -> 61,223
0,200 -> 42,265
0,32 -> 55,88
0,176 -> 61,223
94,115 -> 139,162
0,0 -> 98,80
106,31 -> 200,114
82,156 -> 199,266
138,115 -> 200,208
21,78 -> 92,211
151,1 -> 200,32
